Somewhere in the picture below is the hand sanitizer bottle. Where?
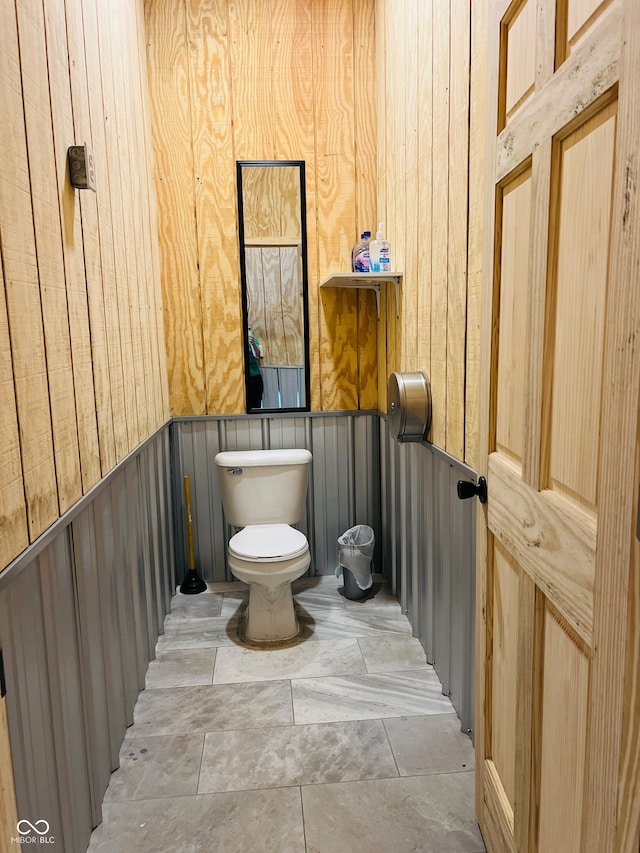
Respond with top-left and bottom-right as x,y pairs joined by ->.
369,223 -> 391,272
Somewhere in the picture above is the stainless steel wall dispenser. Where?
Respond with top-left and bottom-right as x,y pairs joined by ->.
387,371 -> 432,442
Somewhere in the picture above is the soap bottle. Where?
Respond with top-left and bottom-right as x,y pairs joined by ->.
369,223 -> 391,272
351,231 -> 371,272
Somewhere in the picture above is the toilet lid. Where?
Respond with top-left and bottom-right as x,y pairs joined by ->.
229,524 -> 309,561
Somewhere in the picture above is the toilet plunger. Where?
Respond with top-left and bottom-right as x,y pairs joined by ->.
179,475 -> 207,594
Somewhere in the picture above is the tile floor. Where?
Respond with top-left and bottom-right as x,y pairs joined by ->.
87,574 -> 485,853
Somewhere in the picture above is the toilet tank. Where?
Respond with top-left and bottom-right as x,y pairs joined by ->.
214,449 -> 312,527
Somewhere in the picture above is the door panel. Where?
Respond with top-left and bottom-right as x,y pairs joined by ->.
496,169 -> 531,464
503,0 -> 536,125
477,0 -> 640,850
564,0 -> 615,57
547,100 -> 617,510
491,542 -> 520,808
537,606 -> 589,853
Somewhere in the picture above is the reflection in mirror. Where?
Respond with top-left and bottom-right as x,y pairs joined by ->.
237,161 -> 310,413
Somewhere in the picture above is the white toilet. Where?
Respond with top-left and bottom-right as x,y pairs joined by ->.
214,448 -> 312,643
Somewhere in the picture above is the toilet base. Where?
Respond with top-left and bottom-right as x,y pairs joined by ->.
227,548 -> 310,644
244,580 -> 300,643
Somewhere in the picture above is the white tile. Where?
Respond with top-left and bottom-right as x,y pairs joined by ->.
383,714 -> 476,776
198,720 -> 398,793
302,773 -> 485,853
357,634 -> 429,673
88,788 -> 306,853
104,734 -> 204,801
156,615 -> 242,650
213,637 -> 366,683
292,669 -> 454,724
297,607 -> 413,640
165,592 -> 224,622
127,681 -> 293,736
145,649 -> 216,688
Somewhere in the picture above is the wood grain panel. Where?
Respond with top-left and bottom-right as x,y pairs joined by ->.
617,399 -> 640,849
229,0 -> 274,160
97,0 -> 140,445
133,0 -> 169,427
504,0 -> 536,124
484,759 -> 516,851
17,0 -> 82,515
496,170 -> 531,464
582,4 -> 640,844
43,0 -> 101,493
83,0 -> 129,462
382,0 -> 402,387
314,0 -> 357,411
403,0 -> 418,374
262,248 -> 286,364
64,0 -> 116,474
446,0 -> 470,460
280,246 -> 304,365
566,0 -> 613,55
488,452 -> 595,645
246,245 -> 304,369
109,0 -> 147,446
0,0 -> 56,541
246,248 -> 266,346
145,0 -> 205,416
430,0 -> 449,449
416,2 -> 433,406
116,0 -> 154,441
0,698 -> 18,853
354,0 -> 378,409
268,0 -> 319,408
375,0 -> 388,415
0,264 -> 28,568
537,608 -> 589,852
242,167 -> 301,240
465,0 -> 488,469
187,0 -> 243,415
491,541 -> 519,808
547,101 -> 616,510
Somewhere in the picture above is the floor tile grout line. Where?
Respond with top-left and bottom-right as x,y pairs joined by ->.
103,766 -> 478,809
298,785 -> 308,853
381,716 -> 403,778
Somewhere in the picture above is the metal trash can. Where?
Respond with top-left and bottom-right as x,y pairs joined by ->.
337,525 -> 375,601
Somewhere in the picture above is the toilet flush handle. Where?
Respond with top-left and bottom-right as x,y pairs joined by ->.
226,468 -> 243,475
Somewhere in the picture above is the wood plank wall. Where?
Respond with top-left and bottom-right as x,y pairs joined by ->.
376,0 -> 486,470
145,0 -> 379,416
146,0 -> 486,464
0,0 -> 169,574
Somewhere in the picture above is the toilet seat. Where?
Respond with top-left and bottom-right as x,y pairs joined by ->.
229,524 -> 308,562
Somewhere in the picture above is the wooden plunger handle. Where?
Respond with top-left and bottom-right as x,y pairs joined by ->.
184,475 -> 195,572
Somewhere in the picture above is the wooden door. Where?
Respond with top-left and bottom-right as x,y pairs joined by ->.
1,696 -> 18,852
476,0 -> 640,851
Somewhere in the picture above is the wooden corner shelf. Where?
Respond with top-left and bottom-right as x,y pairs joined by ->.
319,272 -> 402,319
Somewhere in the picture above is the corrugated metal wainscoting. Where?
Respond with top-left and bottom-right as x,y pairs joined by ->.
0,426 -> 174,853
380,417 -> 477,737
171,412 -> 381,584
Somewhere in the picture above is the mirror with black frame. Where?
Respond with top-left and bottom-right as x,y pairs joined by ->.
237,160 -> 311,413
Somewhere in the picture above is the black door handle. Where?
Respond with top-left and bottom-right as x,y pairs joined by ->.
457,476 -> 487,504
